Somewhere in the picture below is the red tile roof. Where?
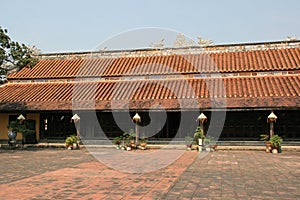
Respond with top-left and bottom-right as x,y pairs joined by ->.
8,47 -> 300,80
0,75 -> 299,111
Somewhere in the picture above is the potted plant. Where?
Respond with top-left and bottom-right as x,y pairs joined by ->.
269,134 -> 283,153
113,136 -> 121,149
128,129 -> 136,148
120,132 -> 130,150
194,126 -> 205,151
7,120 -> 35,146
185,136 -> 193,150
260,134 -> 271,153
65,135 -> 77,150
139,137 -> 147,150
122,132 -> 132,151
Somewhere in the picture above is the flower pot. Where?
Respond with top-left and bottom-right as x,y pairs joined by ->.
130,140 -> 136,148
186,144 -> 192,149
140,143 -> 147,150
209,144 -> 217,151
126,146 -> 131,151
272,148 -> 278,154
72,143 -> 77,150
192,145 -> 198,151
265,141 -> 272,153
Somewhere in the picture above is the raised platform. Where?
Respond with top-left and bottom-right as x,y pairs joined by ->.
1,141 -> 300,151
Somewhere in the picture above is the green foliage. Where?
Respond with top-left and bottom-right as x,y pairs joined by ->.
122,132 -> 131,146
122,130 -> 136,146
0,26 -> 38,74
113,136 -> 121,145
140,137 -> 147,143
194,126 -> 205,142
0,28 -> 10,50
260,134 -> 269,141
0,67 -> 7,75
10,41 -> 38,69
7,120 -> 35,136
65,135 -> 77,145
128,129 -> 135,140
270,134 -> 282,147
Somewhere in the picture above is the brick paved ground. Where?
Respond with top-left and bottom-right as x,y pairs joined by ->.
163,151 -> 300,200
0,148 -> 299,199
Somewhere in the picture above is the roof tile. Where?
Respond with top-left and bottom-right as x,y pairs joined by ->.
8,47 -> 300,80
1,75 -> 299,111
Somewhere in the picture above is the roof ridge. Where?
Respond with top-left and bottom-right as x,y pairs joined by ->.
38,40 -> 300,59
7,73 -> 299,86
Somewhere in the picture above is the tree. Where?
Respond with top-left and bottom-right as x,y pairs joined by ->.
7,120 -> 35,137
0,26 -> 38,75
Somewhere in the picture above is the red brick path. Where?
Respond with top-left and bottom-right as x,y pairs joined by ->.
0,149 -> 197,199
0,149 -> 299,199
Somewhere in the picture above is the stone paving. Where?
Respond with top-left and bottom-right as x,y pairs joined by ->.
0,148 -> 299,199
163,151 -> 300,200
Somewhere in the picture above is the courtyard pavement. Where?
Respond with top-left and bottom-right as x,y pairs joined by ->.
0,148 -> 299,199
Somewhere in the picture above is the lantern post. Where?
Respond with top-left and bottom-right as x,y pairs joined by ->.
267,111 -> 277,138
71,114 -> 81,148
197,113 -> 207,134
132,113 -> 141,147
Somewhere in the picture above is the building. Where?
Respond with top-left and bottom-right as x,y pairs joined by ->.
0,40 -> 299,143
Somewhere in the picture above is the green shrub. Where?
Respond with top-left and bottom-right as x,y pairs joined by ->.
140,137 -> 147,143
270,134 -> 282,147
194,126 -> 205,142
260,134 -> 269,141
7,121 -> 35,136
113,136 -> 121,145
65,135 -> 77,145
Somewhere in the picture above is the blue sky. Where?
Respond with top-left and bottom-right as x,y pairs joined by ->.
1,0 -> 300,53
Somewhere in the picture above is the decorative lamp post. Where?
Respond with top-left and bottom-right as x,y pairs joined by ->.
71,114 -> 81,147
197,113 -> 207,134
267,111 -> 277,138
196,113 -> 207,150
72,114 -> 80,123
17,114 -> 26,123
132,113 -> 141,146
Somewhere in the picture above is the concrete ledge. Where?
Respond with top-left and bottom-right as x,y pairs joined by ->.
25,143 -> 66,148
0,143 -> 66,149
217,146 -> 265,151
281,146 -> 300,151
1,143 -> 300,151
217,145 -> 300,151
